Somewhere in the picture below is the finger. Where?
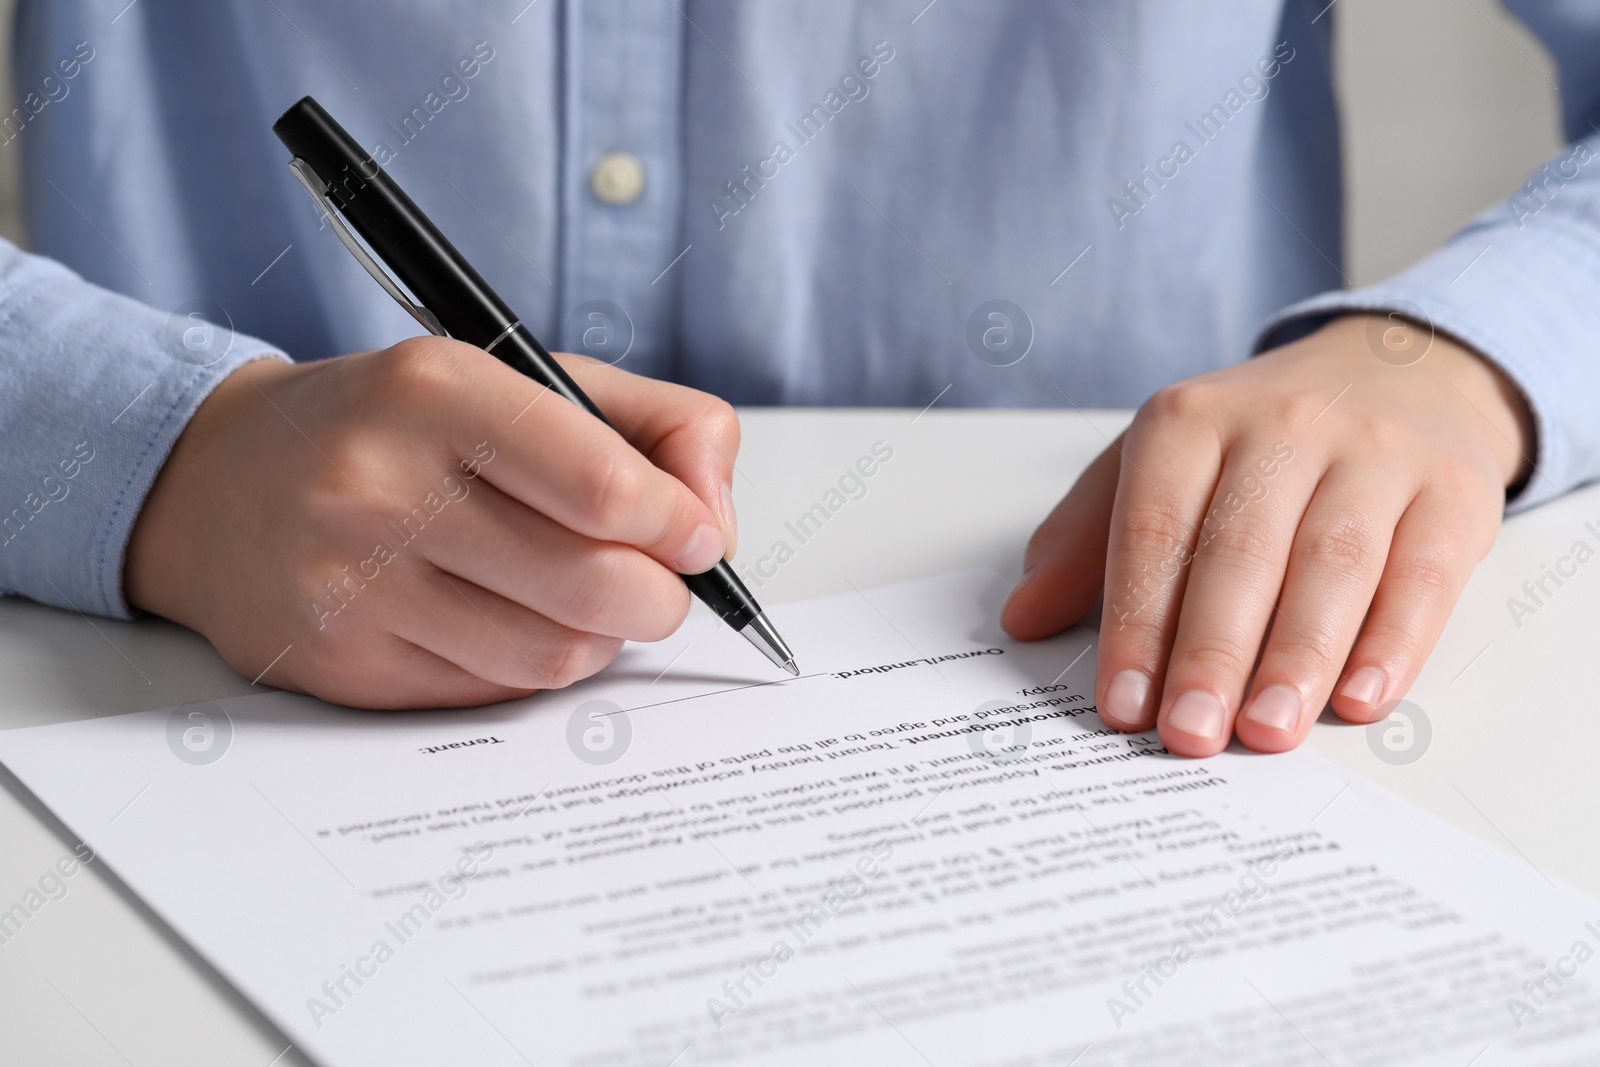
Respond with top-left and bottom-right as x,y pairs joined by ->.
1094,405 -> 1224,732
266,634 -> 533,711
1156,440 -> 1311,757
1329,481 -> 1496,723
393,568 -> 623,692
1001,437 -> 1121,640
376,338 -> 727,574
417,478 -> 690,641
1094,425 -> 1228,735
1234,466 -> 1410,751
558,353 -> 743,555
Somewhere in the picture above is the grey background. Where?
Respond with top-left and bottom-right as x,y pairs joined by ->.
0,0 -> 1563,291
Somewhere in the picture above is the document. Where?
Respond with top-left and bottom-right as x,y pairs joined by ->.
3,570 -> 1599,1066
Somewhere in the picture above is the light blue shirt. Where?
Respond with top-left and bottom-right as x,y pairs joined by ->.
3,1 -> 1599,619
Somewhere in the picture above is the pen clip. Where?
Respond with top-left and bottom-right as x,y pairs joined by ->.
287,157 -> 447,338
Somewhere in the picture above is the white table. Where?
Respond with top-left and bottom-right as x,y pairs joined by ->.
2,408 -> 1596,1065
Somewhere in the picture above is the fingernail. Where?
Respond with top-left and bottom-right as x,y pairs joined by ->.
674,523 -> 725,574
719,483 -> 738,557
1242,685 -> 1302,733
1103,669 -> 1152,727
1339,666 -> 1385,708
1005,562 -> 1038,603
1001,574 -> 1032,616
1166,690 -> 1227,743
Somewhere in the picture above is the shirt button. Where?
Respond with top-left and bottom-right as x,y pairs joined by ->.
589,152 -> 646,205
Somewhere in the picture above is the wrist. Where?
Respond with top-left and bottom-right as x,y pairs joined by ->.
1322,313 -> 1535,490
125,356 -> 297,626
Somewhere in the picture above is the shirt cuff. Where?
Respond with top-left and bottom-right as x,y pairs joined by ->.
0,250 -> 290,619
1253,219 -> 1600,513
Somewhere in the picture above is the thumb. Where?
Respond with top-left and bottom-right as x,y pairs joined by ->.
1001,437 -> 1121,640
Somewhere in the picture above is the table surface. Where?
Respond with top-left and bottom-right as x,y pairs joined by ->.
3,408 -> 1597,1066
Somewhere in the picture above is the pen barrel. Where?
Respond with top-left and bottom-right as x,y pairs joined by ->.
491,325 -> 606,422
272,97 -> 515,351
684,563 -> 761,629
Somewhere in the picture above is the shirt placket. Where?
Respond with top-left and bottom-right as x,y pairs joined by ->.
558,0 -> 685,381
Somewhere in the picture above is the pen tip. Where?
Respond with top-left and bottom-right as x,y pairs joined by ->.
739,611 -> 798,676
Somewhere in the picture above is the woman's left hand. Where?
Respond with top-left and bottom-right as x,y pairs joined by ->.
1001,312 -> 1534,757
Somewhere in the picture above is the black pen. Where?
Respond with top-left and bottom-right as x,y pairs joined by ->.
272,96 -> 798,676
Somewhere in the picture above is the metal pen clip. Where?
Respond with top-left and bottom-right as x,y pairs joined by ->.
287,157 -> 446,338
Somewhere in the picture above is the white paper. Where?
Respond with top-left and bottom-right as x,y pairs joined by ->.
3,570 -> 1599,1066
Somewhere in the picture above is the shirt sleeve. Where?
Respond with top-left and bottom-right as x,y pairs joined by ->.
0,239 -> 289,618
1255,5 -> 1600,514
